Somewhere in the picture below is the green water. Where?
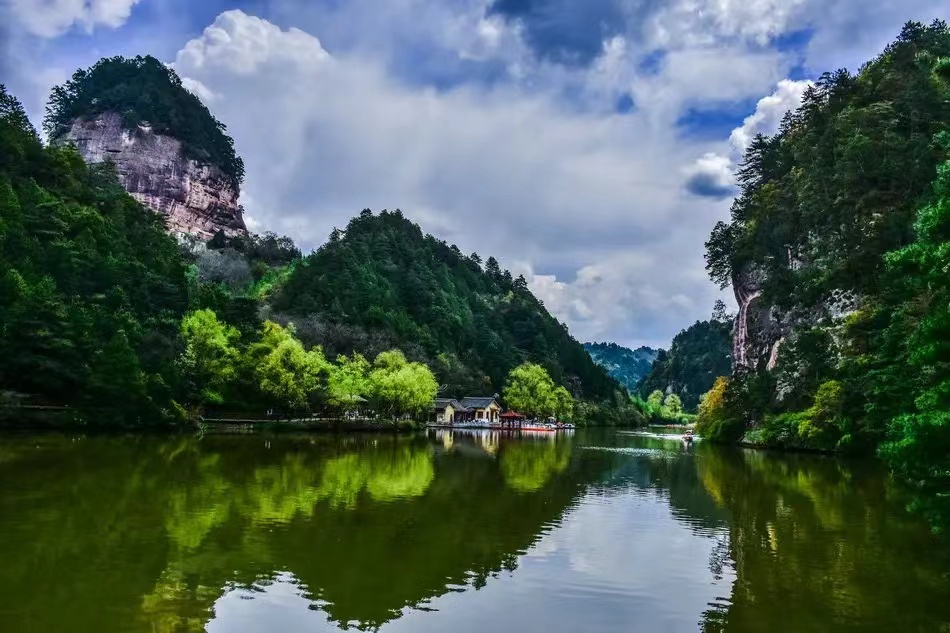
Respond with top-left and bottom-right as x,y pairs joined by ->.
0,429 -> 948,632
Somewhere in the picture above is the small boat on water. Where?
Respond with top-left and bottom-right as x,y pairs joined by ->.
682,430 -> 695,443
521,419 -> 575,432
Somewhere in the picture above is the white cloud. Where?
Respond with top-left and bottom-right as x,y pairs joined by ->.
729,78 -> 812,151
10,0 -> 140,38
172,10 -> 731,349
15,0 -> 943,350
684,78 -> 811,199
651,0 -> 811,47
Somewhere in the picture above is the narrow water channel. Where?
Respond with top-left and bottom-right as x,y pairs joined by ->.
0,428 -> 947,632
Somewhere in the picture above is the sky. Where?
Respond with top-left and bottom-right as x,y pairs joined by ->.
1,0 -> 945,350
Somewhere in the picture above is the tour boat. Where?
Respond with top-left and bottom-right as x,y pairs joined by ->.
521,423 -> 555,432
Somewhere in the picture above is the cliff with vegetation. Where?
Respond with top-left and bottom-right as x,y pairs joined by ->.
699,21 -> 950,528
584,342 -> 658,392
45,56 -> 246,239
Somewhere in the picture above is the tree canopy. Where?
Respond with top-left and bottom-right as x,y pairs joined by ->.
503,363 -> 574,419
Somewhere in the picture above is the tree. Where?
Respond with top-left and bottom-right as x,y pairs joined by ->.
696,377 -> 731,436
647,390 -> 665,410
327,353 -> 370,410
663,393 -> 683,416
503,363 -> 564,418
367,350 -> 438,420
246,321 -> 330,413
712,299 -> 731,323
179,309 -> 240,406
553,385 -> 574,419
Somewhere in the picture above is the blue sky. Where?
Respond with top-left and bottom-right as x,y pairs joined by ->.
2,0 -> 946,349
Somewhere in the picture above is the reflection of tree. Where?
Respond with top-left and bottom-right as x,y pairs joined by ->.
499,437 -> 572,492
695,446 -> 950,632
0,434 -> 588,632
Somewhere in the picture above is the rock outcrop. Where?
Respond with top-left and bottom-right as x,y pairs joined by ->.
732,267 -> 783,372
732,265 -> 860,375
57,112 -> 246,239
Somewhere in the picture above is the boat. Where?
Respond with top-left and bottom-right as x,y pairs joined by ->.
521,423 -> 556,432
682,430 -> 695,443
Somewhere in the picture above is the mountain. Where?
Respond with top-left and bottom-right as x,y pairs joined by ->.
272,209 -> 622,401
698,20 -> 949,522
0,84 -> 190,422
638,320 -> 732,411
584,342 -> 658,391
45,56 -> 246,239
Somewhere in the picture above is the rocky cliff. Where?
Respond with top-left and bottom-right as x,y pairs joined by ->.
731,265 -> 861,378
58,112 -> 246,239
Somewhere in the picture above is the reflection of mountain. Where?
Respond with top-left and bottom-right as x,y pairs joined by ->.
695,446 -> 950,633
0,434 -> 587,632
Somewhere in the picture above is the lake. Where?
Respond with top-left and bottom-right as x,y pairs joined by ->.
0,428 -> 948,632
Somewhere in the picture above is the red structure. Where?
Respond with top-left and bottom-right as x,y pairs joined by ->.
499,410 -> 526,429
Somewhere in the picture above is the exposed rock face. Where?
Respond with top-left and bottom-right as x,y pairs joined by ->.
732,265 -> 860,374
732,267 -> 790,373
58,112 -> 246,239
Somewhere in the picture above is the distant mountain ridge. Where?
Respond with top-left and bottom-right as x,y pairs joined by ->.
584,342 -> 658,392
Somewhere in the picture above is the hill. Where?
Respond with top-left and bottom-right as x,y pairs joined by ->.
584,342 -> 658,392
637,319 -> 733,411
272,210 -> 622,401
698,20 -> 949,525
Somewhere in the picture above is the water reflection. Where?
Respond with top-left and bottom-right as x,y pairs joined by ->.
0,430 -> 947,632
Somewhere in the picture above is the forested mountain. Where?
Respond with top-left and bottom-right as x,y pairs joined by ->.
0,84 -> 190,421
637,319 -> 732,411
584,342 -> 658,392
273,210 -> 622,401
698,21 -> 950,526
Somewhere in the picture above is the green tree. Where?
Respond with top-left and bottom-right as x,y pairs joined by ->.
327,353 -> 370,410
553,385 -> 574,419
647,390 -> 665,410
246,321 -> 330,413
663,393 -> 683,416
179,309 -> 240,406
503,363 -> 562,418
367,350 -> 438,420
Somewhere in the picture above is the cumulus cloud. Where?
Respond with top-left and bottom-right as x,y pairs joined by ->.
172,10 -> 730,349
10,0 -> 141,38
729,78 -> 812,151
684,78 -> 811,199
684,153 -> 735,199
12,0 -> 944,350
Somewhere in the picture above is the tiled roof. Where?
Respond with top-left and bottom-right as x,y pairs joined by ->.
460,396 -> 498,409
433,398 -> 467,411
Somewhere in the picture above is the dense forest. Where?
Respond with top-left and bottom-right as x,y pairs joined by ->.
43,56 -> 244,187
698,21 -> 950,527
272,210 -> 622,402
638,313 -> 733,411
584,342 -> 658,392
